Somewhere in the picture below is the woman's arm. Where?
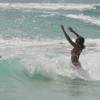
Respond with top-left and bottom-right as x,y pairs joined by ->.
68,27 -> 80,37
61,25 -> 76,47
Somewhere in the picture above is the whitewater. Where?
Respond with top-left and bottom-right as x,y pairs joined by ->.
0,36 -> 100,80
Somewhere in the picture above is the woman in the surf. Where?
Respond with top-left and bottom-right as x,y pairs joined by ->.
61,24 -> 85,68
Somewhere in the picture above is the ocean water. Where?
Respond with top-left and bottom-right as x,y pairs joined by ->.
0,0 -> 100,100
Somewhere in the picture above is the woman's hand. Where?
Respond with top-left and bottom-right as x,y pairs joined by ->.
68,27 -> 74,32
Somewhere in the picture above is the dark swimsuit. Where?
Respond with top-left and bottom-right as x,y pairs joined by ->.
71,48 -> 82,67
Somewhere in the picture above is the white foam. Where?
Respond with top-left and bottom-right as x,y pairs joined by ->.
0,37 -> 100,49
0,3 -> 96,11
0,37 -> 100,80
67,14 -> 100,26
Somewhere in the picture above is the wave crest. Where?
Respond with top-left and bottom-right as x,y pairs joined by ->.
67,14 -> 100,26
0,3 -> 96,11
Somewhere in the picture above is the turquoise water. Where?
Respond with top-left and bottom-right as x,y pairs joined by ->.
0,0 -> 100,100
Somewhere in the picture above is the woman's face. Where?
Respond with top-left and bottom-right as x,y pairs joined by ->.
75,37 -> 85,45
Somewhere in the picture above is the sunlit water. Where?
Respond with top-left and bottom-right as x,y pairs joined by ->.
0,0 -> 100,100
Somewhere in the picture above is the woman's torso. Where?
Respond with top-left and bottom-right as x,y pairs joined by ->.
71,46 -> 82,63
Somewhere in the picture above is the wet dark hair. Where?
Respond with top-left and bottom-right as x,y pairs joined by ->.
76,37 -> 85,49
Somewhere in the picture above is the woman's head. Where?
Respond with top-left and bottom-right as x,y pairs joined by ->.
76,37 -> 85,49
